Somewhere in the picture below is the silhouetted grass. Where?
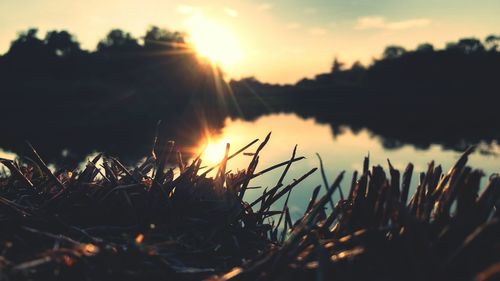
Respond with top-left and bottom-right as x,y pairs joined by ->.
0,136 -> 499,281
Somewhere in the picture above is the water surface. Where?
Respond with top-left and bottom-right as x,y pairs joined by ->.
1,113 -> 498,219
192,113 -> 500,218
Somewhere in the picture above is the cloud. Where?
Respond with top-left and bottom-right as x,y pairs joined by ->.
258,3 -> 273,11
286,22 -> 302,30
176,5 -> 194,15
309,27 -> 327,36
224,7 -> 239,17
355,16 -> 431,31
388,18 -> 431,30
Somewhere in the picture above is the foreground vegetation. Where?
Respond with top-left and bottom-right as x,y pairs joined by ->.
0,135 -> 499,280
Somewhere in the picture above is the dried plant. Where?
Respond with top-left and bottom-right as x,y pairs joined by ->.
0,137 -> 498,281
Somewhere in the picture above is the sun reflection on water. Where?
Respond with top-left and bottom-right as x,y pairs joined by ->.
202,140 -> 230,164
193,127 -> 251,168
187,113 -> 500,221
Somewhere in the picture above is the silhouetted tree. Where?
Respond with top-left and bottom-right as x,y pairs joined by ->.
239,76 -> 260,84
350,61 -> 365,71
340,61 -> 365,83
331,57 -> 345,73
7,28 -> 48,57
97,29 -> 140,52
144,26 -> 185,49
1,28 -> 500,162
416,43 -> 434,53
45,30 -> 81,57
382,45 -> 406,59
485,34 -> 499,51
446,38 -> 484,54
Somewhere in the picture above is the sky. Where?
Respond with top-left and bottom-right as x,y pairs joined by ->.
0,0 -> 499,83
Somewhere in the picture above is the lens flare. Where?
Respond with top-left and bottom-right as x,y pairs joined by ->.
185,14 -> 243,69
202,139 -> 231,164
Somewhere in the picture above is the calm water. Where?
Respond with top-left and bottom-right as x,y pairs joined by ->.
191,113 -> 500,218
2,113 -> 499,219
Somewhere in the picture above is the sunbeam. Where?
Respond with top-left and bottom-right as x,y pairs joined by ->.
185,13 -> 243,70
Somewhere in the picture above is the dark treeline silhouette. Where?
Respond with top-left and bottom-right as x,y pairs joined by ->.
1,27 -> 499,164
229,35 -> 500,151
0,27 -> 231,165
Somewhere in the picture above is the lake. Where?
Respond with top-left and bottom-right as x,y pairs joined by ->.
191,113 -> 500,218
1,113 -> 499,219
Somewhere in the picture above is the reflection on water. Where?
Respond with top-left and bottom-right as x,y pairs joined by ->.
194,113 -> 500,218
2,113 -> 499,219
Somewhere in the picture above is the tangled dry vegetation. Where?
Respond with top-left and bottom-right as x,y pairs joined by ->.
0,134 -> 499,281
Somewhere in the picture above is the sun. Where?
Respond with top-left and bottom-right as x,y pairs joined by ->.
192,134 -> 232,166
202,141 -> 230,164
185,14 -> 243,68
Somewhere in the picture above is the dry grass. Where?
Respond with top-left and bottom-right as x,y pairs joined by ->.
0,135 -> 499,281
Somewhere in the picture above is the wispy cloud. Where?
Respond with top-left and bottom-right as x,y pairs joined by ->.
309,27 -> 327,36
224,7 -> 239,17
355,16 -> 431,31
258,3 -> 273,11
176,4 -> 194,15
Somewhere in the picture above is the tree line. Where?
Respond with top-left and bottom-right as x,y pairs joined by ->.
0,26 -> 499,162
4,26 -> 186,58
229,34 -> 500,151
0,27 -> 228,164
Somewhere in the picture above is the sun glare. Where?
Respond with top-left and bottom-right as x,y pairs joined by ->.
201,139 -> 231,164
186,14 -> 243,69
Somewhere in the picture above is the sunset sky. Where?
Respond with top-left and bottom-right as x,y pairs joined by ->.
1,0 -> 498,83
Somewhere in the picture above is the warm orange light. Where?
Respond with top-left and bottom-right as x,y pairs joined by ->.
135,233 -> 145,244
82,243 -> 99,256
202,139 -> 231,164
185,13 -> 242,69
